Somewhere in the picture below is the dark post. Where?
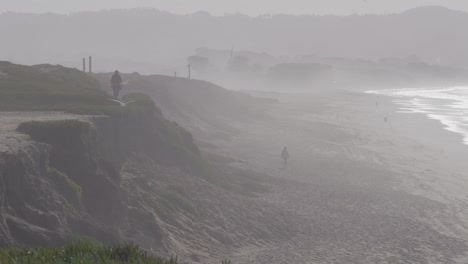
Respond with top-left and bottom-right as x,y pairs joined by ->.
89,56 -> 92,73
82,58 -> 86,72
187,64 -> 191,79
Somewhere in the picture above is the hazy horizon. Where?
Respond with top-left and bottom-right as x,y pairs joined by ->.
3,5 -> 468,78
2,0 -> 468,16
3,1 -> 468,263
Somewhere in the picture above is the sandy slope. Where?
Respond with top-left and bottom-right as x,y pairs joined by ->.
212,90 -> 468,263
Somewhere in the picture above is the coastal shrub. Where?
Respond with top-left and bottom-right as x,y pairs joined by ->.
160,139 -> 219,184
17,120 -> 90,146
65,93 -> 158,120
55,192 -> 79,215
0,242 -> 179,264
0,63 -> 157,117
165,120 -> 199,154
122,93 -> 156,110
47,165 -> 83,208
0,62 -> 109,111
66,104 -> 143,118
161,191 -> 198,215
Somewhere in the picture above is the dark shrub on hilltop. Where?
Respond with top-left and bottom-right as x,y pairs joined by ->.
17,120 -> 90,147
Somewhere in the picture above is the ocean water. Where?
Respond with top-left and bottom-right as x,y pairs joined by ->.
366,87 -> 468,145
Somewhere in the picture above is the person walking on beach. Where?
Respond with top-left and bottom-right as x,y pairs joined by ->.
111,70 -> 123,98
281,146 -> 290,168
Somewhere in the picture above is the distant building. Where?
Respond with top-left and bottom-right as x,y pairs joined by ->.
265,63 -> 333,89
188,56 -> 210,71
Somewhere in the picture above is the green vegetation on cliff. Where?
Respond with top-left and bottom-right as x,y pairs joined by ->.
0,61 -> 155,118
47,165 -> 83,212
161,188 -> 198,215
0,61 -> 109,111
0,242 -> 178,264
7,61 -> 217,181
66,93 -> 157,118
17,120 -> 90,145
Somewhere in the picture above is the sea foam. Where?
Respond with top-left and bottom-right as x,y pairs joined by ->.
366,87 -> 468,145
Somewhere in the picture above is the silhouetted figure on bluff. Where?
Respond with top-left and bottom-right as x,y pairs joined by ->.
111,70 -> 123,98
281,146 -> 290,168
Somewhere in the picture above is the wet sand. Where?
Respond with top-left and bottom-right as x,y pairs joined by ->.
215,90 -> 468,263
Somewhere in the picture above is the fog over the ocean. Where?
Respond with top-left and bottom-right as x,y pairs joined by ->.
3,0 -> 468,15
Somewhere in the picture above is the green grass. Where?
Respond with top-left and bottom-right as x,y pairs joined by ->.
18,118 -> 89,135
0,61 -> 109,111
55,191 -> 79,215
47,165 -> 83,207
161,191 -> 198,216
17,120 -> 90,149
0,62 -> 153,118
0,242 -> 179,264
0,242 -> 234,263
65,93 -> 157,118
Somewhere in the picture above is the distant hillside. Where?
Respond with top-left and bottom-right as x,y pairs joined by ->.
1,6 -> 468,74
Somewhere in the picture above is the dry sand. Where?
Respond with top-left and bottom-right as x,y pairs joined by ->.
213,90 -> 468,263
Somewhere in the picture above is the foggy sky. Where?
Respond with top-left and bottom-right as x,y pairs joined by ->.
2,0 -> 468,16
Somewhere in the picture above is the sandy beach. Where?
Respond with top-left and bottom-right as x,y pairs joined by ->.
2,91 -> 468,263
213,89 -> 468,263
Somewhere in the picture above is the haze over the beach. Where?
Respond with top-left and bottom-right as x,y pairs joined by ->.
3,0 -> 468,15
3,0 -> 468,263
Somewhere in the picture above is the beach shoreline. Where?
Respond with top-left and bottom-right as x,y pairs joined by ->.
359,90 -> 468,203
215,89 -> 468,263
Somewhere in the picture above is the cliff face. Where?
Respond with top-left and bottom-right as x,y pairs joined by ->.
0,109 -> 295,263
0,138 -> 68,247
0,113 -> 106,247
0,105 -> 206,248
0,63 -> 294,263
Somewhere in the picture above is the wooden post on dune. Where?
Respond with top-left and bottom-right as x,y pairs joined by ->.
187,64 -> 191,79
89,56 -> 92,73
